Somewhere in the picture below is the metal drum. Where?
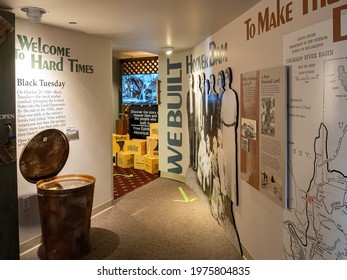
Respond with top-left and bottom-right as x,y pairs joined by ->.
19,129 -> 95,259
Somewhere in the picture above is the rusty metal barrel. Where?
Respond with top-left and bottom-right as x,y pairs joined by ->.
19,129 -> 95,259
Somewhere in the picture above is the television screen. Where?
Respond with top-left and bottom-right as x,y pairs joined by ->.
121,73 -> 158,105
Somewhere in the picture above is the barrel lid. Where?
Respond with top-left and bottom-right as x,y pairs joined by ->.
19,129 -> 69,184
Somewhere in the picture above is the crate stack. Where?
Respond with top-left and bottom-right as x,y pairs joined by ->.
144,123 -> 159,174
112,120 -> 130,167
112,122 -> 159,175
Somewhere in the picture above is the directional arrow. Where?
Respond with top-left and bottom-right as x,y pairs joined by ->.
113,173 -> 134,178
173,187 -> 197,203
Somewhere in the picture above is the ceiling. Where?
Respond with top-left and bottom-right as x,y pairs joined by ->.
0,0 -> 261,58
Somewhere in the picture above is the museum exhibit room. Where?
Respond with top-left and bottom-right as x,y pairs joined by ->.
1,0 -> 347,276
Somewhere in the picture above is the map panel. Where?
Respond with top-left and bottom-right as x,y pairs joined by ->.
283,16 -> 347,259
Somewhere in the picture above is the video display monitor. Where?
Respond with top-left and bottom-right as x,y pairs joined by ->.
121,73 -> 158,105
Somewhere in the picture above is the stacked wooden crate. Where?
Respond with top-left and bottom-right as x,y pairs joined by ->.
144,123 -> 159,174
112,122 -> 159,174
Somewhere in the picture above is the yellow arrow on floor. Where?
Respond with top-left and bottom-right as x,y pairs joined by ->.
113,173 -> 133,178
173,187 -> 197,203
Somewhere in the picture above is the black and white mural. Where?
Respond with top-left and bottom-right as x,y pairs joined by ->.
160,47 -> 241,253
187,67 -> 239,213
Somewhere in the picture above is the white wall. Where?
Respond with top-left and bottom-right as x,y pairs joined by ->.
16,19 -> 114,248
225,0 -> 346,260
158,52 -> 189,182
159,0 -> 347,259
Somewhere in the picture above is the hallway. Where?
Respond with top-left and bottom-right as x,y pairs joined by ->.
21,177 -> 242,260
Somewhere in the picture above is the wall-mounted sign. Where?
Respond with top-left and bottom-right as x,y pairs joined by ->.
240,66 -> 288,208
128,105 -> 158,139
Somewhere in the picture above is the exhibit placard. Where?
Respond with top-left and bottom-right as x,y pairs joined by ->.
128,105 -> 158,139
241,66 -> 288,208
259,66 -> 288,208
240,71 -> 260,190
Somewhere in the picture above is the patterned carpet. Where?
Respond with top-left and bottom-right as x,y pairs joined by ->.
113,166 -> 159,199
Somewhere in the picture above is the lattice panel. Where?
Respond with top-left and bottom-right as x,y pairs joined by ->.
121,57 -> 158,74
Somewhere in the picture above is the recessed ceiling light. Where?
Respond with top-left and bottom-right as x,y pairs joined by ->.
162,47 -> 174,55
20,6 -> 47,23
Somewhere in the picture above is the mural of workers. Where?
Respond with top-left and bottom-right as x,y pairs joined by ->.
185,66 -> 241,256
210,134 -> 223,222
187,74 -> 196,169
197,128 -> 212,197
194,74 -> 203,170
220,67 -> 239,202
202,74 -> 210,135
208,74 -> 219,139
186,67 -> 239,209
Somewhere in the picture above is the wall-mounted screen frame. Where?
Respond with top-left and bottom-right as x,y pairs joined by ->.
121,73 -> 158,105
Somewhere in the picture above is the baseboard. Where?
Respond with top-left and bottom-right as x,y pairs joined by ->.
241,243 -> 254,260
91,199 -> 114,217
19,235 -> 42,256
19,199 -> 114,255
160,171 -> 186,183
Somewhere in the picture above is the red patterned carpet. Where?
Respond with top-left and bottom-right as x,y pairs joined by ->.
113,166 -> 159,199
